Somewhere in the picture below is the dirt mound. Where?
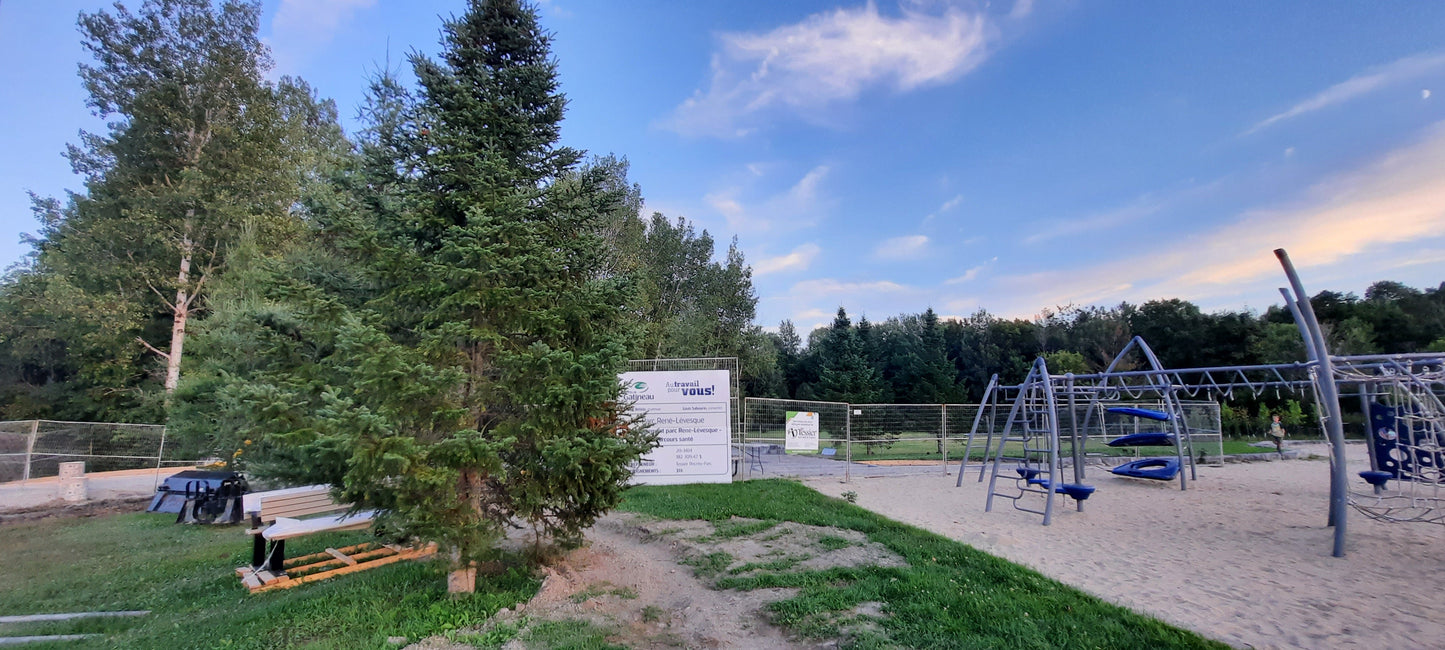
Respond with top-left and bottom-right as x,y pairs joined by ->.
411,513 -> 904,649
0,496 -> 151,525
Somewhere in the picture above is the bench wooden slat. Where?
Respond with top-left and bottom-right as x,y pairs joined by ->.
260,502 -> 343,517
260,493 -> 335,507
242,485 -> 330,513
257,494 -> 337,511
258,503 -> 348,521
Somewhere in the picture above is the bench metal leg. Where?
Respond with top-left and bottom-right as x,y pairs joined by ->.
267,539 -> 286,574
250,515 -> 266,568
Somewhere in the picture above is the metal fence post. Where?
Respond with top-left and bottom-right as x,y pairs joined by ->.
844,406 -> 852,484
940,404 -> 948,475
22,419 -> 38,484
154,426 -> 168,489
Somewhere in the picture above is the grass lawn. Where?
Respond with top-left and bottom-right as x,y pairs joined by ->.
619,479 -> 1226,650
0,513 -> 537,649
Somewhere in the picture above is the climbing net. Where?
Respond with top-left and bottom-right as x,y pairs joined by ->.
1331,361 -> 1445,525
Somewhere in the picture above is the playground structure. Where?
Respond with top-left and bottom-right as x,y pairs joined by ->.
974,337 -> 1213,525
958,249 -> 1445,557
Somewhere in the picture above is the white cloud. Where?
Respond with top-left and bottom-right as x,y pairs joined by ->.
1024,198 -> 1163,245
1246,52 -> 1445,134
1284,146 -> 1296,157
793,307 -> 832,323
992,121 -> 1445,315
267,0 -> 376,73
664,3 -> 995,137
1024,178 -> 1225,245
873,235 -> 930,260
944,256 -> 998,284
921,193 -> 964,224
755,243 -> 821,275
790,278 -> 913,297
1009,0 -> 1036,19
1426,89 -> 1434,100
705,165 -> 832,233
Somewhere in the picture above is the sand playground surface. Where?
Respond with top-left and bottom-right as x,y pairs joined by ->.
806,442 -> 1445,649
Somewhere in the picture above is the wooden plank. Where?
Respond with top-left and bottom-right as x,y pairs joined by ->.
282,543 -> 374,567
325,548 -> 358,566
259,505 -> 348,523
258,493 -> 339,509
254,545 -> 436,593
260,493 -> 335,509
287,547 -> 396,576
0,611 -> 148,624
257,494 -> 332,508
258,497 -> 343,520
243,484 -> 330,513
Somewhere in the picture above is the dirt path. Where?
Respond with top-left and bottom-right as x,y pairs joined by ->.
501,515 -> 806,649
411,513 -> 823,650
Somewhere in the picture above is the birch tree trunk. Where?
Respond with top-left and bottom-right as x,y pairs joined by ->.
163,219 -> 195,394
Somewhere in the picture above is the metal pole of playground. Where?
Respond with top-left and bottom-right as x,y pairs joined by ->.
1279,288 -> 1320,361
1276,248 -> 1349,558
1067,375 -> 1085,486
1284,283 -> 1338,527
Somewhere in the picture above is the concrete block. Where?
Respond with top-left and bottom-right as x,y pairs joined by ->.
60,477 -> 88,502
58,461 -> 86,479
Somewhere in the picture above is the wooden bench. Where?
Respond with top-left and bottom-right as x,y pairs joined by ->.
235,485 -> 433,593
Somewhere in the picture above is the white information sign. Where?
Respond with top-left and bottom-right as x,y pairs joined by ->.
785,411 -> 820,452
620,369 -> 732,485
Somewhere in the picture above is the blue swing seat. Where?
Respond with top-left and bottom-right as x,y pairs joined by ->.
1106,407 -> 1171,421
1359,470 -> 1393,487
1024,478 -> 1096,500
1111,457 -> 1180,481
1106,432 -> 1176,447
1015,467 -> 1042,480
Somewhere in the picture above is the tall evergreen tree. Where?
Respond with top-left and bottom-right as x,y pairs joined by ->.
180,0 -> 653,594
815,308 -> 884,404
348,0 -> 650,592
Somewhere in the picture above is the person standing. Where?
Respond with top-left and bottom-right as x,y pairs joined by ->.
1268,414 -> 1286,453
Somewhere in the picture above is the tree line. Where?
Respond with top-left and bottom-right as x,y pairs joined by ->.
751,287 -> 1445,436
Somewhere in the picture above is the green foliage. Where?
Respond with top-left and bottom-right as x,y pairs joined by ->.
814,308 -> 885,404
0,0 -> 347,418
175,0 -> 655,583
1042,350 -> 1088,374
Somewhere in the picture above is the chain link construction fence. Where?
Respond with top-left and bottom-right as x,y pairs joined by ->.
739,397 -> 1223,483
0,420 -> 191,483
739,399 -> 1008,481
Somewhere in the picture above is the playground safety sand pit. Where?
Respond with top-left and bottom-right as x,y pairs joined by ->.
806,442 -> 1445,649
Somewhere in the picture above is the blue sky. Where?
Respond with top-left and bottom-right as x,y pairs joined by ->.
3,1 -> 1444,331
